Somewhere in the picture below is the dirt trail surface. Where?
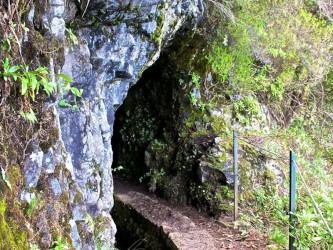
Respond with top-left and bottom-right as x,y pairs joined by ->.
114,177 -> 268,249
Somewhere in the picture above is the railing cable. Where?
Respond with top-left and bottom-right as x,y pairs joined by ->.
220,131 -> 286,160
221,129 -> 332,237
237,136 -> 286,160
295,161 -> 333,238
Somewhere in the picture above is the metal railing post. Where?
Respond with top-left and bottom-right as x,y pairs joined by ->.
233,130 -> 239,221
289,151 -> 296,250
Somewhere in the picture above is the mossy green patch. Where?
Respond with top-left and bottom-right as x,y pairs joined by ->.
73,190 -> 83,205
150,6 -> 166,46
0,199 -> 28,250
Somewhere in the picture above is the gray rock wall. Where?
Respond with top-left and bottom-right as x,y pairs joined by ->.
22,0 -> 203,248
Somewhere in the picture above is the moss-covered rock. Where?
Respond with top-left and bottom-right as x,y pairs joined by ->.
0,199 -> 28,250
0,165 -> 28,249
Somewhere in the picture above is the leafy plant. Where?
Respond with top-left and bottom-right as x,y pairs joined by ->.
0,58 -> 83,120
189,72 -> 204,108
27,197 -> 37,218
57,73 -> 83,109
191,72 -> 201,88
2,38 -> 12,52
19,65 -> 56,101
51,237 -> 68,250
65,28 -> 78,48
293,191 -> 333,249
0,58 -> 58,122
270,228 -> 288,248
19,109 -> 37,123
190,88 -> 201,106
234,96 -> 261,125
58,99 -> 72,108
139,168 -> 165,193
0,58 -> 20,81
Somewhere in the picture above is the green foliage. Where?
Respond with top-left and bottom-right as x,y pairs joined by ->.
51,237 -> 68,250
0,57 -> 20,81
120,108 -> 157,146
27,197 -> 37,218
58,99 -> 73,108
182,2 -> 333,247
233,96 -> 261,126
0,58 -> 56,102
189,72 -> 202,106
270,228 -> 288,247
0,57 -> 83,121
19,65 -> 55,101
239,187 -> 290,248
139,168 -> 165,185
201,4 -> 333,246
58,73 -> 83,98
65,28 -> 78,48
207,46 -> 232,83
19,108 -> 38,123
139,163 -> 166,193
189,183 -> 233,214
191,72 -> 201,88
236,127 -> 333,248
58,99 -> 79,110
206,0 -> 333,126
58,79 -> 81,108
206,26 -> 258,94
293,188 -> 333,249
2,37 -> 12,51
150,7 -> 165,45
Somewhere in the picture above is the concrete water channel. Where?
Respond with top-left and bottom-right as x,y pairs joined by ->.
112,177 -> 217,250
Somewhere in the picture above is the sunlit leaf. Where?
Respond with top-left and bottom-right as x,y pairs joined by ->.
21,77 -> 28,95
34,67 -> 48,74
71,87 -> 82,97
30,73 -> 37,91
58,99 -> 71,108
9,65 -> 20,73
58,73 -> 73,83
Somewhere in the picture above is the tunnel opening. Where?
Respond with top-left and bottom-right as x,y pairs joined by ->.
108,21 -> 215,245
111,44 -> 188,249
111,53 -> 182,184
110,23 -> 231,248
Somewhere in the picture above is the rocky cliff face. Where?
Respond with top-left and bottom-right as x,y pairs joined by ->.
17,0 -> 203,248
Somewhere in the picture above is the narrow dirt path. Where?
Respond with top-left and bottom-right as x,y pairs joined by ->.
114,177 -> 268,249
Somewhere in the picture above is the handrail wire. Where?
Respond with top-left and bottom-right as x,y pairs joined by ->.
294,161 -> 333,238
220,130 -> 290,226
221,129 -> 332,236
238,136 -> 286,161
220,131 -> 286,160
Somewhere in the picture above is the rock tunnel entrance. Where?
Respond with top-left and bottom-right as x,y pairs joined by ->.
111,52 -> 182,184
111,48 -> 186,249
111,29 -> 231,249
